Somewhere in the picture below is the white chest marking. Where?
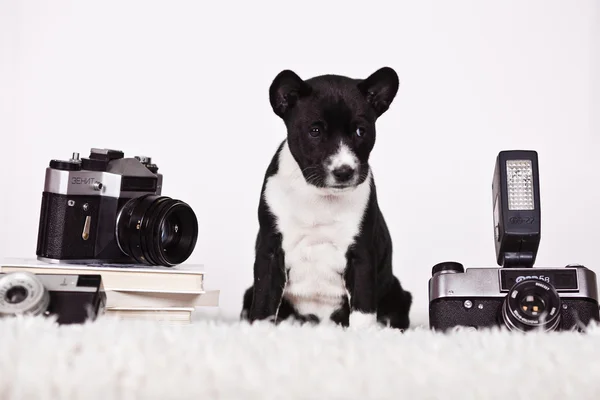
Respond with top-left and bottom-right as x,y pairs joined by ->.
263,141 -> 371,322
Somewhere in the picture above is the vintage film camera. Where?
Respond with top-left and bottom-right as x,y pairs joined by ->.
0,271 -> 105,324
36,148 -> 198,267
429,150 -> 600,332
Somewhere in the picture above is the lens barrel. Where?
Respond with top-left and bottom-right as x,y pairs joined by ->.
0,272 -> 50,317
117,195 -> 198,266
501,278 -> 561,332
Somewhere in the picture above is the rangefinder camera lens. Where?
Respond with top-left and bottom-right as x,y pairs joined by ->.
501,279 -> 561,332
0,272 -> 50,317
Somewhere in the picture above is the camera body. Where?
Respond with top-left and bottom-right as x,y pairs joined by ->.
0,271 -> 106,324
36,148 -> 198,267
428,150 -> 600,332
429,262 -> 600,332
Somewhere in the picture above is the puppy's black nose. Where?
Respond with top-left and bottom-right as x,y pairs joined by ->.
332,165 -> 355,182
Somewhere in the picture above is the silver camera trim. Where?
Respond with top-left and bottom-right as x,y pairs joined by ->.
44,168 -> 123,198
429,267 -> 599,302
43,157 -> 163,199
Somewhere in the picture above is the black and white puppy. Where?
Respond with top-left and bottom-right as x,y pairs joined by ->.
241,67 -> 412,329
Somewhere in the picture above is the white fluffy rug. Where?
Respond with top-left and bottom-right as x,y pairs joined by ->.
2,316 -> 600,399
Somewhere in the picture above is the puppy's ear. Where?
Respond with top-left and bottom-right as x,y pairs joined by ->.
358,67 -> 399,117
269,70 -> 311,118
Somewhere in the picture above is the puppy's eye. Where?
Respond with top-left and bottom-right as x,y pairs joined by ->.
309,127 -> 321,138
355,127 -> 366,137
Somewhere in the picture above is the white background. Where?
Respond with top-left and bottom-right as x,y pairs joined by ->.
1,0 -> 598,327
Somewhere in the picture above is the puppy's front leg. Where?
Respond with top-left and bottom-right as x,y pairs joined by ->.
345,251 -> 378,328
249,234 -> 286,322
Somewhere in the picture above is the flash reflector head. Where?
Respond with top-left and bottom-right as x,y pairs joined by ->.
506,159 -> 535,210
492,150 -> 541,268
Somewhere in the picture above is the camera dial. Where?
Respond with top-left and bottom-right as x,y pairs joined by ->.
135,156 -> 159,173
135,156 -> 151,164
501,278 -> 561,332
432,261 -> 464,276
0,272 -> 50,317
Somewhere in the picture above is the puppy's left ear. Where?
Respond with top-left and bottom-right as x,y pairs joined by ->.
358,67 -> 400,117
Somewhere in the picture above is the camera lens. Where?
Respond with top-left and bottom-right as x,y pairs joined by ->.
5,286 -> 28,304
160,216 -> 181,249
501,279 -> 561,332
116,195 -> 198,266
0,272 -> 50,317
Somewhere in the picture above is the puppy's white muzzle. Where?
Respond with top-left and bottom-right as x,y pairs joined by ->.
324,143 -> 360,188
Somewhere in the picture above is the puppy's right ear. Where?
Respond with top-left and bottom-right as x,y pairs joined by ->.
269,70 -> 311,118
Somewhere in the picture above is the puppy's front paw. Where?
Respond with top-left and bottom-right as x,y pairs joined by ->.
246,308 -> 278,325
348,311 -> 378,329
250,314 -> 277,324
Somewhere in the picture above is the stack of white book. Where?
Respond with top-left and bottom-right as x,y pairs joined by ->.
0,258 -> 218,325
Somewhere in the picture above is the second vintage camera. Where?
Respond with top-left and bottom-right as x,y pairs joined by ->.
36,148 -> 198,267
0,271 -> 105,324
429,150 -> 600,332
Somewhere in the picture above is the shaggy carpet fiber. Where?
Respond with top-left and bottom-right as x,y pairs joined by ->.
2,316 -> 600,400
